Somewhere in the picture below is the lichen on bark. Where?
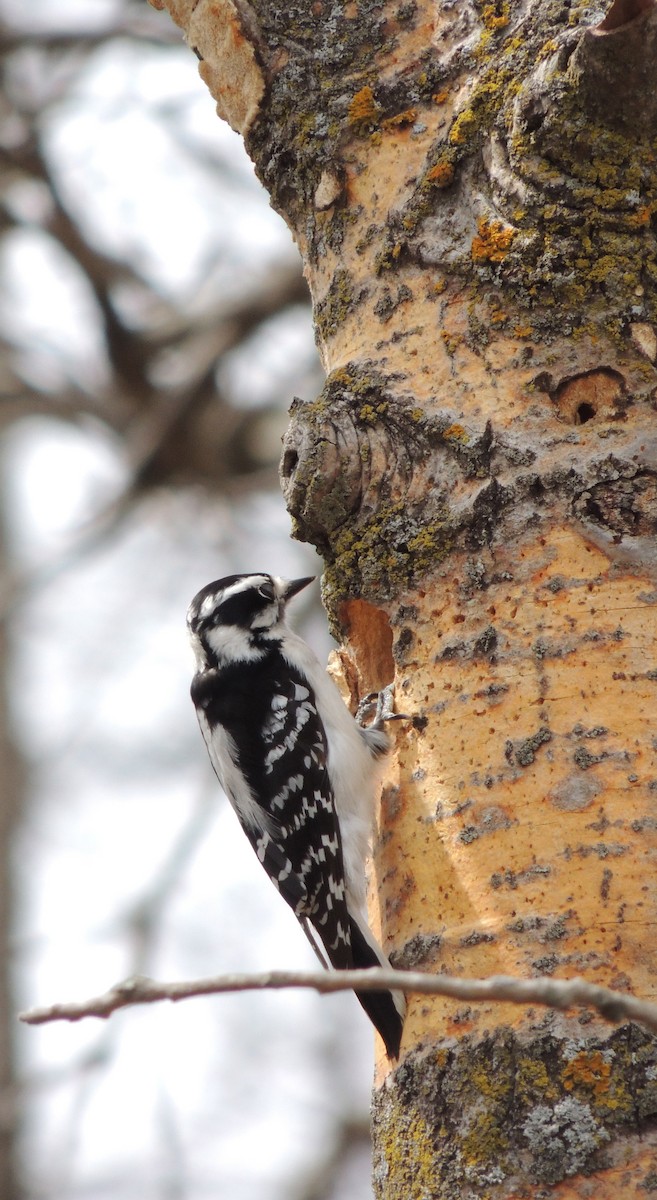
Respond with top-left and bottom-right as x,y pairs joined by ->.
280,354 -> 657,619
373,1022 -> 657,1197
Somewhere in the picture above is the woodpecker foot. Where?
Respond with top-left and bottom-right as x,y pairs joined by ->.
357,684 -> 411,730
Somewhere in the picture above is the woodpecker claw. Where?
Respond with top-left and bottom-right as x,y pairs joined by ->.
357,683 -> 411,730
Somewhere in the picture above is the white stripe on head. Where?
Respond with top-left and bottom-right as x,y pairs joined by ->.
187,574 -> 272,627
214,575 -> 272,605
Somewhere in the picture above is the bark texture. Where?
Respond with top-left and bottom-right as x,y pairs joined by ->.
150,0 -> 657,1194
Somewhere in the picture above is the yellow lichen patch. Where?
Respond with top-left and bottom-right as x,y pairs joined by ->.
538,37 -> 559,58
359,401 -> 389,424
382,109 -> 417,131
347,85 -> 381,132
449,107 -> 478,145
460,1108 -> 510,1168
490,307 -> 508,326
377,1106 -> 441,1195
443,423 -> 469,443
440,329 -> 461,355
482,2 -> 510,31
563,1050 -> 612,1100
432,89 -> 450,104
471,216 -> 516,263
516,1056 -> 556,1106
425,159 -> 455,188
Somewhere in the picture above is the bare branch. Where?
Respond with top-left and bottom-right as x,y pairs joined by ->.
19,968 -> 657,1036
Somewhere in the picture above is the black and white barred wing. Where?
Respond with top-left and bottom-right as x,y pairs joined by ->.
247,672 -> 354,968
195,664 -> 354,969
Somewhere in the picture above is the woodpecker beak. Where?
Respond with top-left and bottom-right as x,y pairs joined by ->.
283,576 -> 315,602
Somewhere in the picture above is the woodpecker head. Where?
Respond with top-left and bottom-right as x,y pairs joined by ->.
187,573 -> 315,666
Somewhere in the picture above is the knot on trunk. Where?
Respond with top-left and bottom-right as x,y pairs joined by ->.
277,366 -> 510,601
279,366 -> 428,554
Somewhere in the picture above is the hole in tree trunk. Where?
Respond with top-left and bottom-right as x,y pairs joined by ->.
575,402 -> 596,424
550,367 -> 626,425
280,448 -> 299,477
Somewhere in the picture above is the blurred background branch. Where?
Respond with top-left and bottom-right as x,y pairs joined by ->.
0,4 -> 378,1200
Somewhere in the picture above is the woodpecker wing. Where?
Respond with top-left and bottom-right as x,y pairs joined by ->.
192,656 -> 353,967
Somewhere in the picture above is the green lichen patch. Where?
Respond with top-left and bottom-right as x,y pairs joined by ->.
325,498 -> 454,603
245,0 -> 657,343
314,268 -> 366,342
245,0 -> 399,252
282,363 -> 465,604
372,1024 -> 657,1198
501,119 -> 657,329
375,28 -> 531,255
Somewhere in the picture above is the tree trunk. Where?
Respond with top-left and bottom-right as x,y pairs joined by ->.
149,0 -> 657,1193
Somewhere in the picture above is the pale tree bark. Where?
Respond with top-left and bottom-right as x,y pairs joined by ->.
149,0 -> 657,1194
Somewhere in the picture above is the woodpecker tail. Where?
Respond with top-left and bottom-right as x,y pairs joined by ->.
348,915 -> 405,1060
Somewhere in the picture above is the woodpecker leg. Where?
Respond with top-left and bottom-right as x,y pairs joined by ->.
372,683 -> 412,729
357,684 -> 411,733
373,683 -> 402,728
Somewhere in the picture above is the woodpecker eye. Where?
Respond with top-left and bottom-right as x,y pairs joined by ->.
257,582 -> 275,601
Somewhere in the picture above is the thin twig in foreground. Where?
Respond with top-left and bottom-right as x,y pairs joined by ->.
18,968 -> 657,1034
